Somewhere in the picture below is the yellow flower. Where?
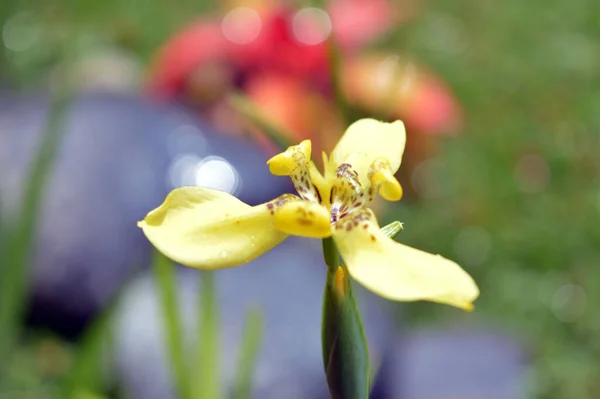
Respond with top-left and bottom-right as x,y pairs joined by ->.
138,119 -> 479,310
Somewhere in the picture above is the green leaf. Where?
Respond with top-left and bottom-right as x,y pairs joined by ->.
233,307 -> 263,399
194,271 -> 221,399
152,252 -> 193,399
380,221 -> 404,239
62,266 -> 141,398
0,90 -> 71,362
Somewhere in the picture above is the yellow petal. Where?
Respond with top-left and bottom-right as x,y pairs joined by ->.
330,119 -> 406,187
267,140 -> 323,203
333,209 -> 479,310
274,200 -> 332,238
267,139 -> 312,176
138,187 -> 299,269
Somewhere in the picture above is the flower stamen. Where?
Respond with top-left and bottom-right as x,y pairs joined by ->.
330,163 -> 371,224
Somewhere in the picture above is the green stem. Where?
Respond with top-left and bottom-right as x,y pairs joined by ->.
152,252 -> 193,399
322,237 -> 340,273
321,238 -> 370,399
63,266 -> 142,398
195,271 -> 221,399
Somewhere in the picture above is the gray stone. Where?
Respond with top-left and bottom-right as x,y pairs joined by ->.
0,92 -> 289,335
387,328 -> 529,399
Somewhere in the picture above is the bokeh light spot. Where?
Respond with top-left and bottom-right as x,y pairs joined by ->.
551,284 -> 587,323
2,12 -> 38,52
514,153 -> 550,194
292,7 -> 332,45
453,226 -> 492,266
221,7 -> 261,45
195,156 -> 240,195
167,154 -> 202,189
167,124 -> 209,158
411,159 -> 448,199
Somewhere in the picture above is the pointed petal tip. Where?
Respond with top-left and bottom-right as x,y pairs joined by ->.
452,296 -> 477,312
266,140 -> 312,176
138,187 -> 290,269
334,208 -> 480,311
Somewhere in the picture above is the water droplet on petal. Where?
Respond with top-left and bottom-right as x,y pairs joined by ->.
220,250 -> 228,258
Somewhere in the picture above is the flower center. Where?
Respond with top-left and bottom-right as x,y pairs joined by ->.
267,139 -> 403,237
330,163 -> 372,224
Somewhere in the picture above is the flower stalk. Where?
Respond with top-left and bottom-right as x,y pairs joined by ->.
321,238 -> 370,399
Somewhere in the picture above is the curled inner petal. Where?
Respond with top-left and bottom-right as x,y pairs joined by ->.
368,158 -> 403,201
332,208 -> 479,310
138,187 -> 300,269
267,140 -> 321,203
274,200 -> 332,238
267,139 -> 312,176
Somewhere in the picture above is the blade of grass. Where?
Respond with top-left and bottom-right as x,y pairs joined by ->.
194,271 -> 221,399
62,265 -> 143,398
0,89 -> 71,363
233,308 -> 263,399
152,252 -> 193,399
64,305 -> 113,398
228,92 -> 294,150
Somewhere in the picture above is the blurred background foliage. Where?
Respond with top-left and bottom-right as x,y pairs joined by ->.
1,0 -> 599,398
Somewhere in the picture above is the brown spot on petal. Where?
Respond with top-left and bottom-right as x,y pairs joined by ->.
297,218 -> 313,226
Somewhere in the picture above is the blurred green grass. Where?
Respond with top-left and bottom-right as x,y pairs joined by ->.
1,0 -> 599,398
385,1 -> 600,397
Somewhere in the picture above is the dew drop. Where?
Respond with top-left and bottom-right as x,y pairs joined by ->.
219,250 -> 228,258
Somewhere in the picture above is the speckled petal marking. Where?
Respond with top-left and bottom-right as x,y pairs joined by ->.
330,163 -> 373,224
